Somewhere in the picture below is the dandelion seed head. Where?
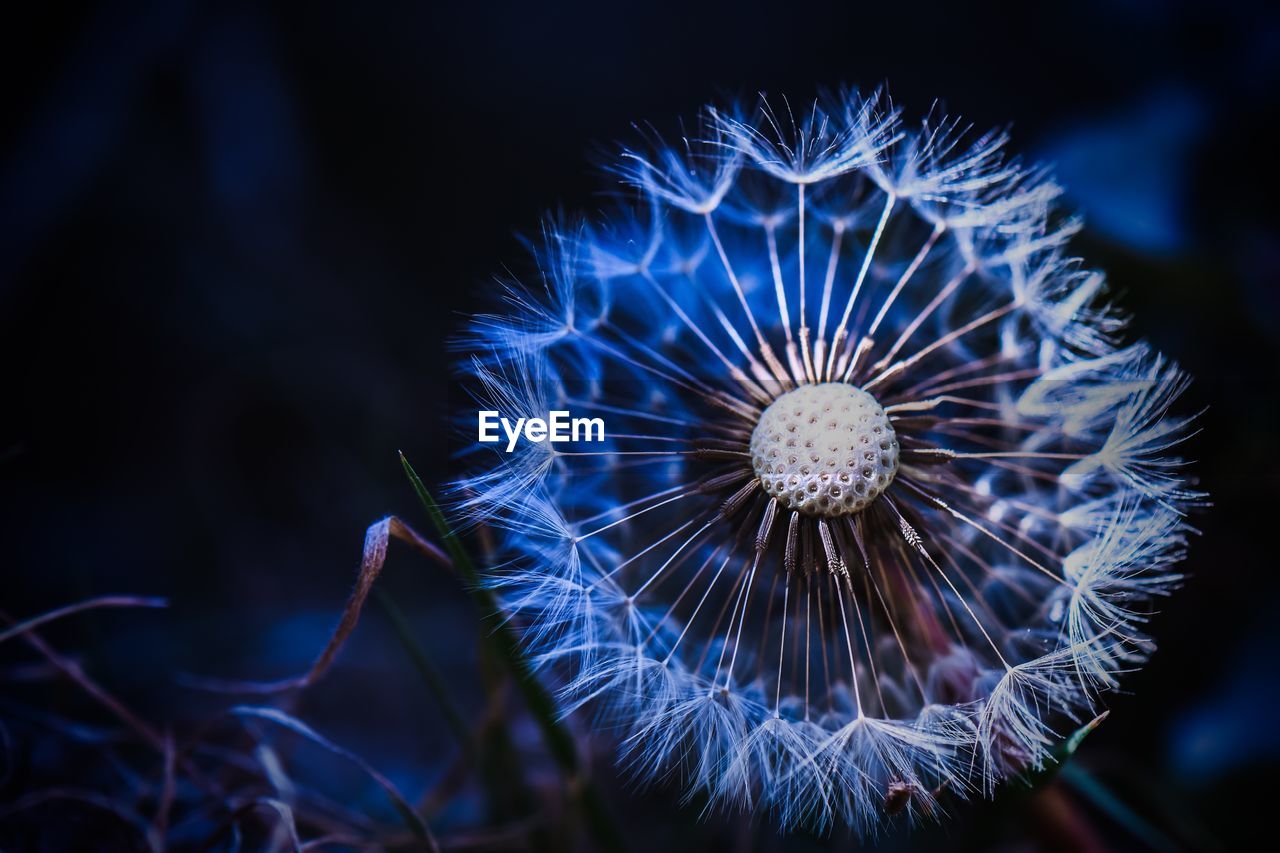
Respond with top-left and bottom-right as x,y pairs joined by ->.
750,383 -> 898,517
453,88 -> 1202,835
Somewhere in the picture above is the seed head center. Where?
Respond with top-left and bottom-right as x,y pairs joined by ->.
750,383 -> 899,518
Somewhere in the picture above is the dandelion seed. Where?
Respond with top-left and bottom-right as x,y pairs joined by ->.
454,89 -> 1201,835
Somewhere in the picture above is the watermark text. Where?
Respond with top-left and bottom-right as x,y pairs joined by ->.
478,410 -> 605,452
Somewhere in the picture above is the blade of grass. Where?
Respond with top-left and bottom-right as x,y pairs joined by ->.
374,588 -> 475,760
1059,763 -> 1180,853
1024,711 -> 1111,790
399,453 -> 576,770
398,452 -> 626,852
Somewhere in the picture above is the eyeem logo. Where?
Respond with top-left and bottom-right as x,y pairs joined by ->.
478,411 -> 605,452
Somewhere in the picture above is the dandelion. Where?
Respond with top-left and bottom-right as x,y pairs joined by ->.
454,89 -> 1200,835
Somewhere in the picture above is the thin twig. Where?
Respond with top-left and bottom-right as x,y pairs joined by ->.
1,611 -> 166,752
0,596 -> 167,646
179,516 -> 447,694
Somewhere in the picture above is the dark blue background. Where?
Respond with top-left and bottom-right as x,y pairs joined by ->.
2,1 -> 1277,849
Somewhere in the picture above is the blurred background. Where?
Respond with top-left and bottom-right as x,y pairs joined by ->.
2,0 -> 1277,849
